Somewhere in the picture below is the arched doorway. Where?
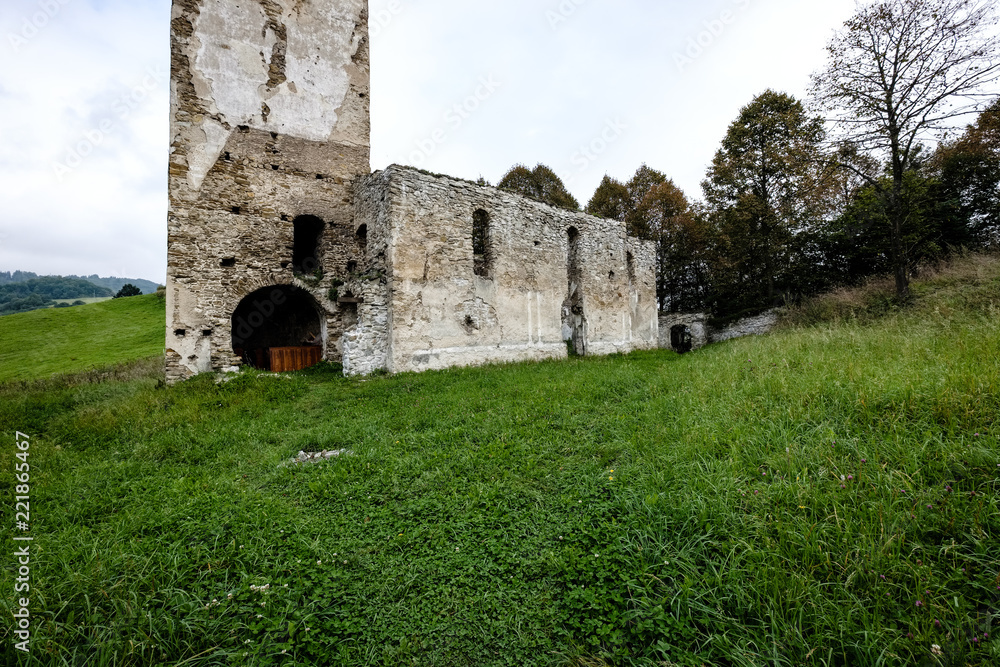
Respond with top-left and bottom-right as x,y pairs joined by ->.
231,286 -> 324,371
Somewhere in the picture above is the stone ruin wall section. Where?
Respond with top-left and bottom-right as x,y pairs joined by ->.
166,0 -> 370,382
369,167 -> 658,375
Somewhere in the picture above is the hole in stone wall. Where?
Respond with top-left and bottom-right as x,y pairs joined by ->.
627,251 -> 636,283
271,165 -> 279,171
174,329 -> 187,337
316,174 -> 325,180
232,286 -> 323,371
472,209 -> 492,278
238,125 -> 250,133
356,224 -> 368,250
221,258 -> 236,267
347,261 -> 357,273
231,206 -> 241,214
280,214 -> 289,221
671,325 -> 693,354
293,215 -> 325,275
202,330 -> 213,337
609,271 -> 615,280
224,152 -> 231,161
565,226 -> 585,357
270,131 -> 278,139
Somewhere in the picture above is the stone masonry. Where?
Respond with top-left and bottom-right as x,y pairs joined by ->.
167,0 -> 657,382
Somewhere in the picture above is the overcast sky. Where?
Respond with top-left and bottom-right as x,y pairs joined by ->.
1,0 -> 870,284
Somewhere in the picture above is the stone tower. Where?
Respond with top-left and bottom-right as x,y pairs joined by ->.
166,0 -> 370,382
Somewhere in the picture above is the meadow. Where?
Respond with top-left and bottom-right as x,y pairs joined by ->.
0,257 -> 998,666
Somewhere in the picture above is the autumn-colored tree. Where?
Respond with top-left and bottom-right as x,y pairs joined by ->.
932,97 -> 1000,246
702,90 -> 832,315
638,181 -> 710,312
810,0 -> 1000,297
497,164 -> 579,211
585,175 -> 631,222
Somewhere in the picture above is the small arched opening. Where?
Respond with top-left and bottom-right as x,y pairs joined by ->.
670,324 -> 693,354
231,286 -> 324,371
292,215 -> 325,276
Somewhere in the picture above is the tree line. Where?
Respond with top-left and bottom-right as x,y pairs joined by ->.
495,0 -> 999,321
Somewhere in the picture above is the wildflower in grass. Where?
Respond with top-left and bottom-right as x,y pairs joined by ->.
931,644 -> 943,656
916,600 -> 924,608
847,475 -> 854,481
935,619 -> 941,628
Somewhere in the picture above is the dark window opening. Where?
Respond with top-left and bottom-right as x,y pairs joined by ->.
231,286 -> 323,372
356,224 -> 368,251
221,258 -> 236,267
237,125 -> 250,133
472,209 -> 492,278
347,261 -> 358,273
271,164 -> 280,171
316,173 -> 325,180
202,329 -> 213,337
565,226 -> 586,356
231,206 -> 241,214
292,215 -> 325,275
174,329 -> 186,337
670,325 -> 693,354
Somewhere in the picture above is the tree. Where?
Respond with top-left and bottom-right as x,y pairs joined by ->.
810,0 -> 1000,298
497,164 -> 579,211
702,90 -> 832,314
585,175 -> 631,222
637,181 -> 710,312
932,97 -> 1000,246
624,165 -> 668,238
114,284 -> 142,298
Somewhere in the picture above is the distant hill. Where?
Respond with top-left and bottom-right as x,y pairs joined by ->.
0,271 -> 161,296
0,292 -> 164,382
0,277 -> 114,315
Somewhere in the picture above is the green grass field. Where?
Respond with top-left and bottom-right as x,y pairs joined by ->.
0,258 -> 998,666
0,294 -> 163,383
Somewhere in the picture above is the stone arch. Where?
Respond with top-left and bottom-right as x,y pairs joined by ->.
231,285 -> 325,370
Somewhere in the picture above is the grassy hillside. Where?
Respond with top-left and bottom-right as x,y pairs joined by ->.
0,260 -> 998,666
0,294 -> 163,383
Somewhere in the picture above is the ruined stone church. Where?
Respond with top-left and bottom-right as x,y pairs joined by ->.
166,0 -> 658,383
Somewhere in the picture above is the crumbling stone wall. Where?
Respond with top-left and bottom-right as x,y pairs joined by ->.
167,0 -> 657,382
658,312 -> 709,352
166,0 -> 370,382
349,167 -> 658,375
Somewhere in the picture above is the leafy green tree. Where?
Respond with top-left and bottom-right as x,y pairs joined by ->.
497,164 -> 579,211
810,0 -> 1000,297
702,90 -> 832,315
114,284 -> 142,298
